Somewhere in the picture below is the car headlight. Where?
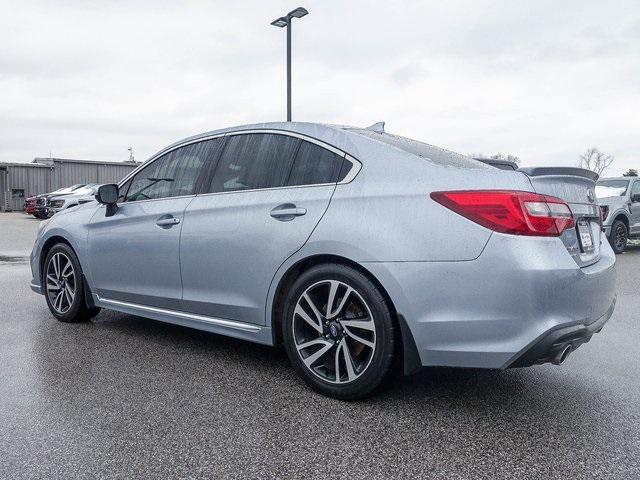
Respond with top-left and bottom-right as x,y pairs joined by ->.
50,199 -> 65,208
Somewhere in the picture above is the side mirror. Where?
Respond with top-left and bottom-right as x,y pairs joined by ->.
95,184 -> 119,217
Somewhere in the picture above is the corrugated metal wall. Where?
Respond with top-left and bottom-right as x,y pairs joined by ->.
97,164 -> 138,184
6,165 -> 51,211
0,169 -> 7,211
0,161 -> 138,211
51,161 -> 136,190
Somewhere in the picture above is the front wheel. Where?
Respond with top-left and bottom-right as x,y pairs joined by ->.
282,264 -> 395,400
43,243 -> 100,322
609,219 -> 628,254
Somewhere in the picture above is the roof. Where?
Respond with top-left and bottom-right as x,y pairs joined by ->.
158,122 -> 352,151
33,157 -> 140,167
151,121 -> 483,170
0,162 -> 52,168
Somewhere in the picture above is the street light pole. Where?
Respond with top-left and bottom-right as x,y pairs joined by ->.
271,7 -> 308,122
287,19 -> 292,122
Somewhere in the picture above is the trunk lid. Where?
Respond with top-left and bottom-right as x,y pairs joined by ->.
518,167 -> 601,267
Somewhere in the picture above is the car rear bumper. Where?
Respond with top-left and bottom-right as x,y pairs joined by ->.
507,296 -> 615,367
362,232 -> 617,369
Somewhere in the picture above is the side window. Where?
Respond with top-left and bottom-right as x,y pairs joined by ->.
632,181 -> 640,200
208,133 -> 299,193
286,141 -> 345,186
125,140 -> 217,201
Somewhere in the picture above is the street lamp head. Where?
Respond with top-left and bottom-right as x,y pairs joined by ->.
270,17 -> 288,28
288,7 -> 308,19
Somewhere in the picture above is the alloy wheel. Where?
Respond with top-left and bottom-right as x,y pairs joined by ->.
292,280 -> 376,384
46,252 -> 76,314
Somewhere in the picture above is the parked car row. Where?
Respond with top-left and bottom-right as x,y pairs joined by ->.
24,184 -> 101,219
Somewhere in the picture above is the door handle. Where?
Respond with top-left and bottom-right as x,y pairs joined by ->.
270,204 -> 307,221
156,216 -> 181,227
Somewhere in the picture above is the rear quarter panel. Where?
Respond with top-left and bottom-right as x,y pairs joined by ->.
306,146 -> 534,262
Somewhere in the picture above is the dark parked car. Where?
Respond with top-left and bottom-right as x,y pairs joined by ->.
31,184 -> 90,219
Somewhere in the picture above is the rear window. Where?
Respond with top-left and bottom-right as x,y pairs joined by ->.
347,129 -> 490,169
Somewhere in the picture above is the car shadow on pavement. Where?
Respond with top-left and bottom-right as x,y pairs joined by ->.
87,309 -> 618,415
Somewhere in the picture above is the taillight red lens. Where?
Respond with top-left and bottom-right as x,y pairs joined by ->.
430,190 -> 575,236
599,205 -> 608,223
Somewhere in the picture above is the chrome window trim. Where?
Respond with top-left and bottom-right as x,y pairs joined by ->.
96,296 -> 262,333
342,154 -> 362,184
227,129 -> 346,157
117,129 -> 363,196
194,183 -> 336,199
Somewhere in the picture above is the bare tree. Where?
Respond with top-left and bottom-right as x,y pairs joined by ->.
578,148 -> 614,175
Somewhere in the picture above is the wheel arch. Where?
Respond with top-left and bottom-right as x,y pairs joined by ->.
39,235 -> 97,308
269,253 -> 421,375
611,212 -> 629,230
39,235 -> 74,285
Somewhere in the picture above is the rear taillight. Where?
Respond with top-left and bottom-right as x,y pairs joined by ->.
430,190 -> 575,237
599,205 -> 609,223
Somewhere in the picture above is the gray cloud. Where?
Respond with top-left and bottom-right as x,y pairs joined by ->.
1,0 -> 639,174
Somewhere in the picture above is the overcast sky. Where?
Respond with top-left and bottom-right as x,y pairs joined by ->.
1,0 -> 639,174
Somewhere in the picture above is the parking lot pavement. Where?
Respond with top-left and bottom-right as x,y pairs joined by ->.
1,213 -> 639,479
0,212 -> 41,258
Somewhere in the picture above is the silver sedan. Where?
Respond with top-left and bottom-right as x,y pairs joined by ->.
30,122 -> 617,399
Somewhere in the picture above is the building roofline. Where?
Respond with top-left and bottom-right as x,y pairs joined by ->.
0,162 -> 53,168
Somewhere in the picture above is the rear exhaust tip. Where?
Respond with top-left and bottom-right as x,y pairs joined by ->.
552,345 -> 572,365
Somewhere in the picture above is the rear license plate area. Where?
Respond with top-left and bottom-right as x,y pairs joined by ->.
576,220 -> 594,252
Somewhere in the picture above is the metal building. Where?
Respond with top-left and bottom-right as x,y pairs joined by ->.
0,158 -> 139,212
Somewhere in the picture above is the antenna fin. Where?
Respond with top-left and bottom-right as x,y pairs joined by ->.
365,121 -> 385,133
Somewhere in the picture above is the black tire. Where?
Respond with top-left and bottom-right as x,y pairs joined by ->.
609,219 -> 628,254
34,212 -> 47,219
282,263 -> 395,400
43,243 -> 101,322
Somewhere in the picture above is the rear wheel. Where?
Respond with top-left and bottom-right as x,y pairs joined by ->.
282,264 -> 395,400
43,244 -> 100,322
609,219 -> 628,254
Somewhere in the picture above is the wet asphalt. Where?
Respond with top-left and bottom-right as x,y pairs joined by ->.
1,213 -> 639,479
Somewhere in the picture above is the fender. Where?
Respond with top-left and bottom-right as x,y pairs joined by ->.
606,208 -> 631,229
34,204 -> 100,289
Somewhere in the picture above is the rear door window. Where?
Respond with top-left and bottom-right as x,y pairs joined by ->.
208,133 -> 299,193
286,141 -> 345,186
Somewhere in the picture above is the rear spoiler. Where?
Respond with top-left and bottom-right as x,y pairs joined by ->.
517,167 -> 598,182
